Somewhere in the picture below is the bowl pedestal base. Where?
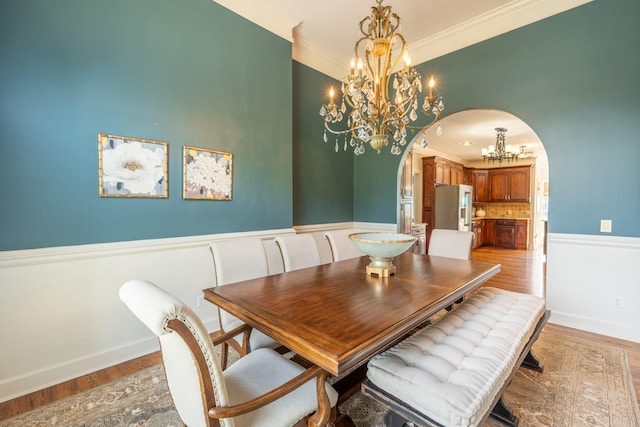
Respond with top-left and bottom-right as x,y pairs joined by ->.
366,265 -> 396,277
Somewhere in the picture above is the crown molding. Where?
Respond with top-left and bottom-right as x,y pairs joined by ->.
212,0 -> 591,80
408,0 -> 592,66
211,0 -> 301,42
292,37 -> 347,81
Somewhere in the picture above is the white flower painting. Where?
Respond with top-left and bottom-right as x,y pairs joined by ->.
183,146 -> 232,200
98,134 -> 168,198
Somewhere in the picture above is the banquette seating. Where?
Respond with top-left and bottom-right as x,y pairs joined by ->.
119,279 -> 338,427
209,238 -> 285,368
274,234 -> 322,272
362,287 -> 549,427
323,229 -> 364,261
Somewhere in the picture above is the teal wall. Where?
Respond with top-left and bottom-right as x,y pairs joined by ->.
292,62 -> 353,224
349,0 -> 639,237
2,0 -> 638,252
0,0 -> 293,250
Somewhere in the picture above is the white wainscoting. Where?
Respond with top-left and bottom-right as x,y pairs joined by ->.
546,233 -> 640,343
0,223 -> 388,403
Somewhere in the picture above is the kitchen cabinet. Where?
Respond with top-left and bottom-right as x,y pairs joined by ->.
434,159 -> 450,185
483,219 -> 495,245
472,169 -> 490,202
425,156 -> 464,187
515,219 -> 528,250
463,167 -> 473,185
473,220 -> 483,249
489,166 -> 531,202
494,219 -> 516,248
450,164 -> 464,185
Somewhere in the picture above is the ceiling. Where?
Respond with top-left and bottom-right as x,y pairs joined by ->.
413,109 -> 547,165
212,0 -> 590,163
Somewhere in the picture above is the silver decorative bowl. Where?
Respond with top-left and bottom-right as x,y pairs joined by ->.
349,232 -> 417,274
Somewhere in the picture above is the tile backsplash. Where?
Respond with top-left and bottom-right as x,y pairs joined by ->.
473,202 -> 531,219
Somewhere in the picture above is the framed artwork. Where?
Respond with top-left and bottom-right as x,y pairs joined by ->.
183,146 -> 233,200
98,133 -> 168,198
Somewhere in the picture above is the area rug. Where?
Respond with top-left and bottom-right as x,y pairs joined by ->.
1,332 -> 638,427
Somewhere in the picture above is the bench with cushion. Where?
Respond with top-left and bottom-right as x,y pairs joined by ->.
362,287 -> 549,427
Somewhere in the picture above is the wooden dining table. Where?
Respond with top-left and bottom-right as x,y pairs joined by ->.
203,251 -> 500,426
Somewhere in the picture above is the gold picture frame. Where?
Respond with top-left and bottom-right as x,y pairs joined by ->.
183,146 -> 233,200
98,133 -> 168,198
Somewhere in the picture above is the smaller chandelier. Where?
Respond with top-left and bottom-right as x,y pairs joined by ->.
319,0 -> 444,156
482,127 -> 519,164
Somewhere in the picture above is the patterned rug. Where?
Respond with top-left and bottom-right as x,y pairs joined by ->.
1,331 -> 639,427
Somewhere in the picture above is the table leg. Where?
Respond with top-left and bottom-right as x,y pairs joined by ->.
309,371 -> 333,427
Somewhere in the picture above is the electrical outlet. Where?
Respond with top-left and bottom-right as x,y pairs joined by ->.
197,295 -> 205,308
600,219 -> 612,233
615,297 -> 621,307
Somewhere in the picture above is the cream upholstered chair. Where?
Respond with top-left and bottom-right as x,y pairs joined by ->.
274,234 -> 321,272
323,229 -> 364,262
210,238 -> 284,368
427,229 -> 474,260
119,280 -> 338,427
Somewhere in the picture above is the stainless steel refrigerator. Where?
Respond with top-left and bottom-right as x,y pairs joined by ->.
434,184 -> 473,231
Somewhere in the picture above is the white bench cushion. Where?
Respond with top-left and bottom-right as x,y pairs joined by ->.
366,287 -> 545,427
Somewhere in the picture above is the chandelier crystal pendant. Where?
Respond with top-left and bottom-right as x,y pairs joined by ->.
482,127 -> 518,164
319,0 -> 444,156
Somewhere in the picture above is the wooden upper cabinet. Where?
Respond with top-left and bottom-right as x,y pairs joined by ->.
489,170 -> 509,201
434,160 -> 450,185
472,170 -> 490,202
450,164 -> 464,185
489,166 -> 531,202
428,156 -> 463,186
508,168 -> 530,201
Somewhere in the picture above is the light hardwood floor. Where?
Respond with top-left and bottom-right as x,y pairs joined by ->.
1,246 -> 638,420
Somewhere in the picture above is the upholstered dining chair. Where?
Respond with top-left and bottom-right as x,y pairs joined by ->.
119,279 -> 338,427
210,238 -> 284,368
274,234 -> 321,272
323,229 -> 364,262
427,229 -> 474,260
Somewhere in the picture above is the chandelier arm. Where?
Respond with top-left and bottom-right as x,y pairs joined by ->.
405,116 -> 441,133
324,121 -> 370,137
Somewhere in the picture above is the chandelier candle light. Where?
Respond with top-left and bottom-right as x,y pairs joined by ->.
320,0 -> 445,155
481,127 -> 533,164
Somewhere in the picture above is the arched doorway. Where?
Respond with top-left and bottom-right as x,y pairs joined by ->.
397,108 -> 549,254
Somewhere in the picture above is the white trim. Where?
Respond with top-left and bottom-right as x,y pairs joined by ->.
547,232 -> 640,250
546,232 -> 640,343
293,0 -> 592,79
408,0 -> 592,70
211,0 -> 301,42
293,222 -> 395,234
0,229 -> 295,268
292,37 -> 347,81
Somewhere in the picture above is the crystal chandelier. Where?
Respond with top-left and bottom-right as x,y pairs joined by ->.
319,0 -> 444,156
482,127 -> 519,164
